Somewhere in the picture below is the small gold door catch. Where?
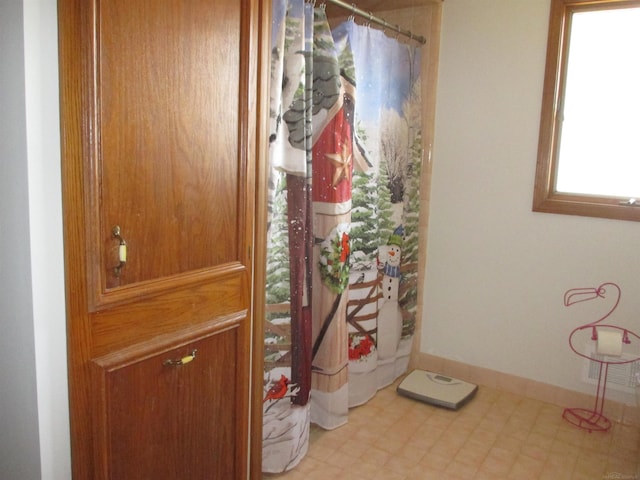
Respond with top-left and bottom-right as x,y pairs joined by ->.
112,225 -> 127,277
163,349 -> 198,367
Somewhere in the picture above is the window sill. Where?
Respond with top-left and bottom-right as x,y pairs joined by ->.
533,191 -> 640,222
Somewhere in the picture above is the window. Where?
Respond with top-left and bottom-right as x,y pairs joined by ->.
533,0 -> 640,222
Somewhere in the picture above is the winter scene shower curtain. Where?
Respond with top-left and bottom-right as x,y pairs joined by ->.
263,1 -> 423,473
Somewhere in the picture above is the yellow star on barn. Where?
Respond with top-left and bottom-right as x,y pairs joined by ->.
325,143 -> 352,187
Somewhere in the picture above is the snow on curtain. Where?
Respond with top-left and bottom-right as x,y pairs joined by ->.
263,1 -> 423,473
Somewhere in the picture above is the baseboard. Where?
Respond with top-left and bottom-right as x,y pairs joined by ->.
411,353 -> 640,427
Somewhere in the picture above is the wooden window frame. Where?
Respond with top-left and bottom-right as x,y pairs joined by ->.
533,0 -> 640,222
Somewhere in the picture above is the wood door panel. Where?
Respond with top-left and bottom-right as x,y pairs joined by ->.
59,0 -> 265,477
91,269 -> 249,356
97,0 -> 243,290
92,327 -> 243,480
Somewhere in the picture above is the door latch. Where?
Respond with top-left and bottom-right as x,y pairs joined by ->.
112,225 -> 127,277
163,350 -> 198,367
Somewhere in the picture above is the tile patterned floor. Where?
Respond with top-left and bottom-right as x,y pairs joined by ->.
263,380 -> 640,479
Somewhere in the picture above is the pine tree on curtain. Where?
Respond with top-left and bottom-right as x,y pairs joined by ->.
263,1 -> 423,473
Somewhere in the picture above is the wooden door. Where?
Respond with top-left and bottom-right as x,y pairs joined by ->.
58,0 -> 266,478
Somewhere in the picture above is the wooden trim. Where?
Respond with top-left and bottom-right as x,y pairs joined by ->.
249,0 -> 270,476
90,262 -> 248,311
412,1 -> 443,368
92,313 -> 246,369
58,0 -> 94,477
533,0 -> 640,223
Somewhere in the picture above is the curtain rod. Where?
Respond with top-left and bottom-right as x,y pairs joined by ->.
322,0 -> 427,45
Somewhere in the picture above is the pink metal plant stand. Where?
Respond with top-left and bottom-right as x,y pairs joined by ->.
563,282 -> 640,432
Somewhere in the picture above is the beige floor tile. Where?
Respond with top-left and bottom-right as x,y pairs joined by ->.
603,460 -> 640,478
519,442 -> 549,462
407,463 -> 452,479
343,460 -> 387,478
508,452 -> 546,480
573,452 -> 608,478
453,441 -> 490,467
544,450 -> 579,472
397,443 -> 427,463
538,464 -> 573,480
365,466 -> 407,480
444,457 -> 479,478
550,436 -> 583,457
476,453 -> 515,477
262,383 -> 640,479
581,437 -> 612,457
303,466 -> 344,480
295,456 -> 324,474
350,425 -> 381,446
417,449 -> 451,471
407,424 -> 445,449
493,433 -> 525,453
306,442 -> 336,462
384,453 -> 420,476
372,434 -> 408,456
327,449 -> 360,469
428,436 -> 463,461
360,445 -> 391,467
467,427 -> 498,448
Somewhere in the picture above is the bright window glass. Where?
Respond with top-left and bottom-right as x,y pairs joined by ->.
556,7 -> 640,198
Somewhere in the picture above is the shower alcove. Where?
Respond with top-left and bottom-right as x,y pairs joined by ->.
264,0 -> 442,391
261,0 -> 442,474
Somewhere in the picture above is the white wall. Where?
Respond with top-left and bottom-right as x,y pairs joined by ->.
24,0 -> 71,477
1,2 -> 42,478
0,0 -> 71,478
423,0 -> 640,405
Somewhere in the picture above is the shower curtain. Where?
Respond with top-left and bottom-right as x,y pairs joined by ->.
263,1 -> 423,473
